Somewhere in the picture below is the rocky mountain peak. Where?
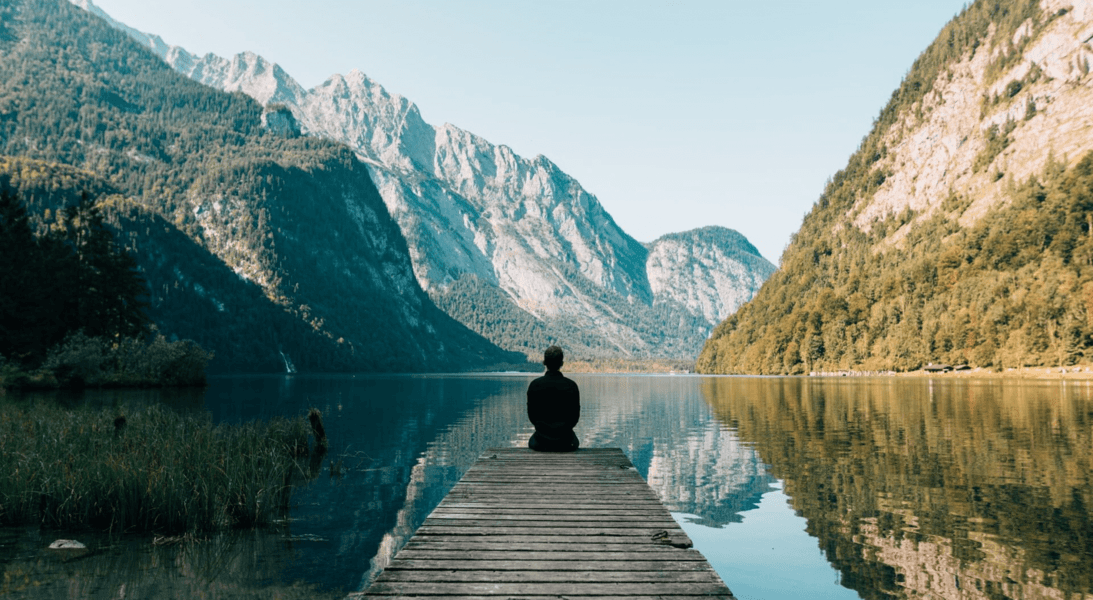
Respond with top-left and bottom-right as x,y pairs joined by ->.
74,0 -> 777,359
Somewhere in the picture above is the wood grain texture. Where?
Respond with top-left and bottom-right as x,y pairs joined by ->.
356,447 -> 734,598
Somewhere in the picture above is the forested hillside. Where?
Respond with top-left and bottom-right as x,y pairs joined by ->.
699,0 -> 1093,374
0,0 -> 520,372
74,0 -> 777,362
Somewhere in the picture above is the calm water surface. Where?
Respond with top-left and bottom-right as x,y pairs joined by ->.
2,375 -> 1091,599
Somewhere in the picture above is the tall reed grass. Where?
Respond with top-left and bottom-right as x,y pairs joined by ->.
0,402 -> 311,533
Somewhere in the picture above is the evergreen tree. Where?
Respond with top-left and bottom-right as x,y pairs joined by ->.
58,193 -> 149,339
0,185 -> 45,361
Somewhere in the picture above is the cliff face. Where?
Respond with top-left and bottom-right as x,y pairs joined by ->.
73,0 -> 777,359
856,0 -> 1093,234
699,0 -> 1093,374
646,227 -> 775,326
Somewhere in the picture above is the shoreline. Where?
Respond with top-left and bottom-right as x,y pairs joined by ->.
808,365 -> 1093,381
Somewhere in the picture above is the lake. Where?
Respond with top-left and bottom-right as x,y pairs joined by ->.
1,374 -> 1091,599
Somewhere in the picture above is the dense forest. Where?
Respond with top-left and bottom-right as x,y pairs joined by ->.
433,270 -> 711,361
0,0 -> 521,372
0,184 -> 146,362
698,0 -> 1092,374
0,181 -> 211,386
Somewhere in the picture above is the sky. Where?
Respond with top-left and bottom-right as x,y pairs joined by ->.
86,0 -> 968,263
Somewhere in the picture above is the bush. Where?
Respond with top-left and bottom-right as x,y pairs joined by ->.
36,330 -> 212,388
41,331 -> 109,386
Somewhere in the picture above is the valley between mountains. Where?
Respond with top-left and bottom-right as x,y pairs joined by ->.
71,0 -> 775,365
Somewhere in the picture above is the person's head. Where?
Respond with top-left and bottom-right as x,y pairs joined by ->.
543,346 -> 564,371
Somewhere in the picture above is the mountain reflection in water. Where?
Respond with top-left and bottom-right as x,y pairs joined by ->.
701,377 -> 1093,600
0,374 -> 773,599
4,375 -> 1089,599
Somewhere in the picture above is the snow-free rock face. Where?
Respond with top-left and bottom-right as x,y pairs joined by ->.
647,227 -> 776,325
854,0 -> 1093,241
260,105 -> 300,138
74,0 -> 777,358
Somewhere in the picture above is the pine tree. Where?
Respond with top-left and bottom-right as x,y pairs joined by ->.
0,185 -> 41,361
58,193 -> 149,340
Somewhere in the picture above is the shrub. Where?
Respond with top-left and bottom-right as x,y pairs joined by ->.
34,330 -> 212,388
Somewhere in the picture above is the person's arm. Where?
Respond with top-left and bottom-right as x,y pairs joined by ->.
527,385 -> 543,428
564,383 -> 580,429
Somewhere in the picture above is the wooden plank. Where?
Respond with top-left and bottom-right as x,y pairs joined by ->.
402,534 -> 682,545
435,501 -> 668,508
429,506 -> 671,515
386,559 -> 714,571
350,596 -> 731,600
421,513 -> 677,524
375,570 -> 723,583
400,541 -> 695,552
415,526 -> 680,536
356,447 -> 733,598
391,549 -> 711,561
363,582 -> 732,595
427,513 -> 673,520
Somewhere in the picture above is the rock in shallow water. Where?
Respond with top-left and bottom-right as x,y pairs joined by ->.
48,539 -> 86,550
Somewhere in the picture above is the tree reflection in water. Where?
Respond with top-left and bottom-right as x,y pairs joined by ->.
702,377 -> 1093,600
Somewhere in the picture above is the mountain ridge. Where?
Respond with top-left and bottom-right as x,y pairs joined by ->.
71,0 -> 777,360
2,0 -> 521,372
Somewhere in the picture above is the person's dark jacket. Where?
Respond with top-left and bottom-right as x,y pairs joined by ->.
526,370 -> 580,451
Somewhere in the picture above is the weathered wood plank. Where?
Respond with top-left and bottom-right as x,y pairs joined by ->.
400,541 -> 693,552
421,518 -> 680,528
402,534 -> 680,545
375,570 -> 722,583
443,491 -> 663,500
364,582 -> 732,595
391,549 -> 711,561
415,526 -> 679,536
427,513 -> 673,521
429,506 -> 670,515
386,559 -> 713,571
356,448 -> 732,598
350,596 -> 731,600
435,501 -> 668,509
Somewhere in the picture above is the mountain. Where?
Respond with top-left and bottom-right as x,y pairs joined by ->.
0,0 -> 521,372
646,227 -> 775,326
699,0 -> 1093,374
71,0 -> 777,360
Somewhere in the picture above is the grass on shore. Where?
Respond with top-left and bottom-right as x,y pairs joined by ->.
0,402 -> 310,533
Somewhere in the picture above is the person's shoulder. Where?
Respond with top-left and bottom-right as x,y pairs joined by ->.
528,374 -> 550,387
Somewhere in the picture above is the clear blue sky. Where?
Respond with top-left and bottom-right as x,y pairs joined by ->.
87,0 -> 968,263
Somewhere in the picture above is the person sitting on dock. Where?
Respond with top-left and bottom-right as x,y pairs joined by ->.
526,345 -> 580,452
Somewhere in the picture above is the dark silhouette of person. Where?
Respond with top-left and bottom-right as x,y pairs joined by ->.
527,345 -> 580,452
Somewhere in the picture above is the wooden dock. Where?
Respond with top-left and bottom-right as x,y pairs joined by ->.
352,447 -> 734,599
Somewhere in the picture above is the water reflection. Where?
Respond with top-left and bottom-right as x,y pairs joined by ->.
0,526 -> 337,599
1,374 -> 777,598
701,377 -> 1093,600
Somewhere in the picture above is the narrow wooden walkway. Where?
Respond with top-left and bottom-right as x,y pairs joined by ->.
352,447 -> 734,599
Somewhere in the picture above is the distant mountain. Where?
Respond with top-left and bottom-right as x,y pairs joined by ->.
699,0 -> 1093,374
647,227 -> 774,326
0,0 -> 521,372
72,0 -> 777,360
